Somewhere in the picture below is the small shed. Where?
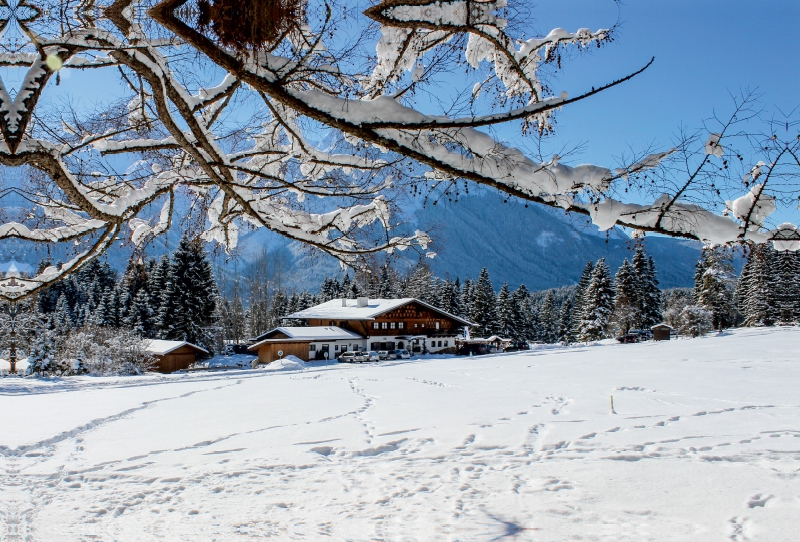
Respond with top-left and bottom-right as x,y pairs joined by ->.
145,340 -> 210,373
651,323 -> 673,341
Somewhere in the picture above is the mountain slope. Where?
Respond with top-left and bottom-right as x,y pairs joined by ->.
412,195 -> 702,289
0,194 -> 703,291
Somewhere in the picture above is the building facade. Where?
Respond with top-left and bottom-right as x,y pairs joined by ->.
249,297 -> 472,362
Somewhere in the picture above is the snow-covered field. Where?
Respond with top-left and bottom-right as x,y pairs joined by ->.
1,328 -> 799,541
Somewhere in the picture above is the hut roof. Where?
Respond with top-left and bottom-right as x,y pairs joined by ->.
144,340 -> 209,356
650,323 -> 674,330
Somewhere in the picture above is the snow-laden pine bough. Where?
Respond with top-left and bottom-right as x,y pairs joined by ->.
0,0 -> 797,301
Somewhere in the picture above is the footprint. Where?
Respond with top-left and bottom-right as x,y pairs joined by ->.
310,446 -> 334,456
456,434 -> 476,450
746,494 -> 774,508
543,478 -> 574,491
729,516 -> 752,541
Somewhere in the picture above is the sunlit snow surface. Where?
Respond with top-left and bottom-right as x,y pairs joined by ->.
1,328 -> 799,540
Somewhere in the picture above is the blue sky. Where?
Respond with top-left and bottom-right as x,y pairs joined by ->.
526,0 -> 800,166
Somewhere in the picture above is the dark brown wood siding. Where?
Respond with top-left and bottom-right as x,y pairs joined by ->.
152,346 -> 200,373
653,328 -> 671,341
306,301 -> 465,339
255,342 -> 311,364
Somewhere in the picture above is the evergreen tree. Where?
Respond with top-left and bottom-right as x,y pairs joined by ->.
578,258 -> 615,341
117,259 -> 151,325
149,255 -> 171,308
126,289 -> 155,336
341,274 -> 353,298
299,291 -> 314,311
495,283 -> 514,337
557,297 -> 573,343
697,247 -> 739,330
613,259 -> 639,334
53,294 -> 74,334
693,253 -> 709,303
737,244 -> 776,327
347,279 -> 361,300
26,321 -> 58,375
377,265 -> 396,298
460,278 -> 475,320
436,278 -> 459,315
471,268 -> 497,337
735,250 -> 755,319
773,250 -> 800,324
632,246 -> 662,328
642,256 -> 663,327
94,287 -> 119,327
509,285 -> 530,342
319,277 -> 339,302
538,291 -> 558,343
157,236 -> 219,351
406,264 -> 434,302
571,261 -> 594,339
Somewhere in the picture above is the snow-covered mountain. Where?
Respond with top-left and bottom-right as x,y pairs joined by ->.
227,193 -> 703,291
0,194 -> 703,292
411,194 -> 703,289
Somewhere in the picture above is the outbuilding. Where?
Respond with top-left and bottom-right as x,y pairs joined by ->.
145,340 -> 209,373
651,323 -> 674,341
248,326 -> 365,363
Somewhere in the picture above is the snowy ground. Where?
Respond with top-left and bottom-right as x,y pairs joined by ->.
1,328 -> 799,541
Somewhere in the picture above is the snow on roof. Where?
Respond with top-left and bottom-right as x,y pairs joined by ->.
249,326 -> 364,350
650,323 -> 674,330
460,335 -> 512,343
286,298 -> 474,325
145,340 -> 209,356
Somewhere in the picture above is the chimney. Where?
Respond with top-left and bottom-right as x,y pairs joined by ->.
342,298 -> 347,307
357,296 -> 368,308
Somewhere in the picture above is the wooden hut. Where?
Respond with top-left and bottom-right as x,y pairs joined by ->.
651,323 -> 673,341
145,340 -> 209,373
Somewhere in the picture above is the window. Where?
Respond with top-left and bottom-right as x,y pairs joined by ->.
334,344 -> 339,351
390,322 -> 396,329
329,321 -> 334,326
414,323 -> 418,328
421,324 -> 425,328
438,341 -> 442,347
398,322 -> 404,329
373,322 -> 379,329
310,344 -> 317,351
435,321 -> 440,329
444,341 -> 448,347
381,322 -> 388,329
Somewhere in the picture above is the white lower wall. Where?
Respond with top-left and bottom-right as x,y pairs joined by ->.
308,339 -> 366,359
367,336 -> 457,353
305,336 -> 459,359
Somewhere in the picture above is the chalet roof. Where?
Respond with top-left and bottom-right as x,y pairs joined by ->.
145,340 -> 209,356
285,298 -> 474,326
249,326 -> 364,350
